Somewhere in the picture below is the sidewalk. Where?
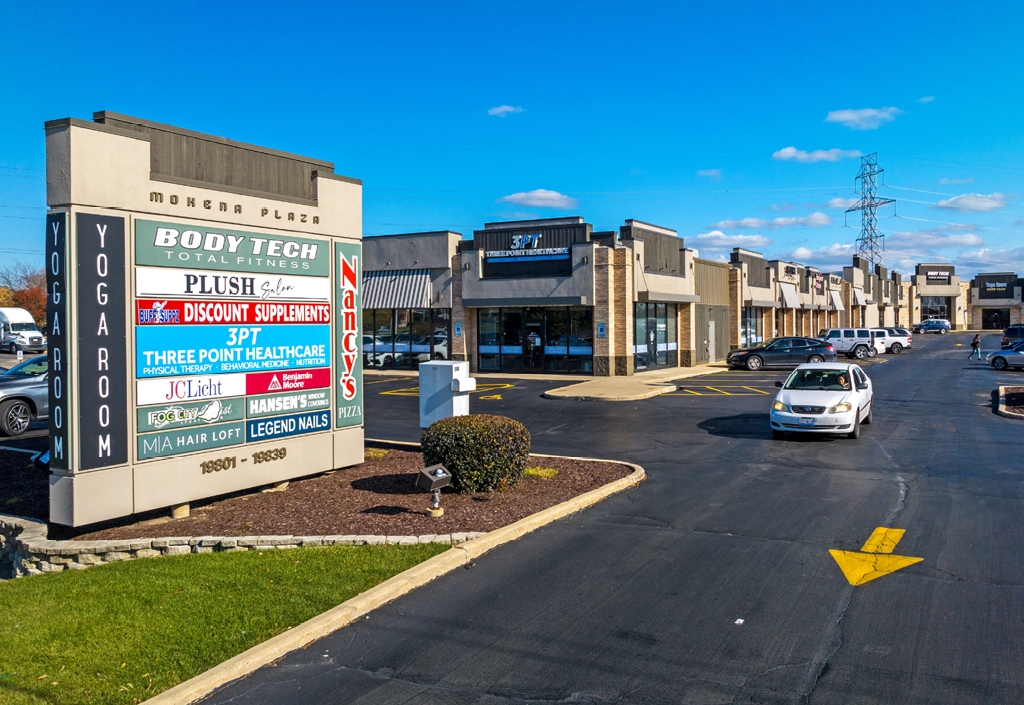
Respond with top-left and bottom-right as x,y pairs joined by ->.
541,364 -> 727,401
366,363 -> 730,401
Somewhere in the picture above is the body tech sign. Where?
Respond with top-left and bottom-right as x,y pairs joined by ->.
136,220 -> 329,275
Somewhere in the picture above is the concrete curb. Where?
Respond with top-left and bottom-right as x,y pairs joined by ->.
146,447 -> 644,705
542,366 -> 726,402
996,386 -> 1024,420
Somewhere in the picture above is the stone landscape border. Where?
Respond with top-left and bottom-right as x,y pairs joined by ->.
996,385 -> 1024,420
0,514 -> 485,579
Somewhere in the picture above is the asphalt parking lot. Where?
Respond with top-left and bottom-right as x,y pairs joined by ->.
208,330 -> 1024,705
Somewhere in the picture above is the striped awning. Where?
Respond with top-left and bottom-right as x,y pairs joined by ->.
779,282 -> 802,309
829,289 -> 845,312
362,269 -> 430,309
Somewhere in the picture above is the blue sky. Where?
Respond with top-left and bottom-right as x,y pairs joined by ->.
2,1 -> 1023,277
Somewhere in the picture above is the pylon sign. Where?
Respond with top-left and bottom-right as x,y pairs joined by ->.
44,114 -> 364,526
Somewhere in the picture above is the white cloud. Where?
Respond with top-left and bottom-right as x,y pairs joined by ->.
938,177 -> 974,185
825,106 -> 903,130
955,247 -> 1024,274
885,228 -> 983,249
825,197 -> 858,209
696,169 -> 722,178
488,105 -> 524,117
778,243 -> 858,267
770,203 -> 796,211
933,193 -> 1008,212
498,189 -> 577,209
711,212 -> 832,230
491,212 -> 538,220
772,146 -> 862,163
917,96 -> 935,103
689,231 -> 773,249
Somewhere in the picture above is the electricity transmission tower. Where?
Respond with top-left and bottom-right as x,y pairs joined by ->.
845,153 -> 895,266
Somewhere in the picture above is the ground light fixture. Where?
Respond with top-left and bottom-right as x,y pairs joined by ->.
417,463 -> 452,517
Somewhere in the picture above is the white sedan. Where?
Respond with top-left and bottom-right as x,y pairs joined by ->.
769,362 -> 874,439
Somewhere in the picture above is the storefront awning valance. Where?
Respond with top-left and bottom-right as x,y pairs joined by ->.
638,292 -> 700,303
750,299 -> 780,308
853,288 -> 867,306
830,290 -> 845,312
779,282 -> 802,309
362,269 -> 430,309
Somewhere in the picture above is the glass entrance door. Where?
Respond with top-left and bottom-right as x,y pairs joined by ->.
523,308 -> 545,370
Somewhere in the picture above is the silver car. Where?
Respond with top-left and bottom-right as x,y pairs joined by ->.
987,346 -> 1024,371
0,356 -> 48,436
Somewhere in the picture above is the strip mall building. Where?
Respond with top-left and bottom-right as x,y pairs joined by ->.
362,217 -> 972,376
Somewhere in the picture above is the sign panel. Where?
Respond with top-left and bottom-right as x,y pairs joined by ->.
136,397 -> 245,432
247,389 -> 331,418
247,409 -> 331,442
335,242 -> 362,427
246,367 -> 331,395
138,420 -> 246,460
136,299 -> 331,325
76,213 -> 128,469
45,213 -> 70,470
136,324 -> 330,377
135,219 -> 330,276
137,373 -> 248,406
135,266 -> 331,301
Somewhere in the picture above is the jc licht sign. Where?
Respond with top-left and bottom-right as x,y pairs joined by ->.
44,111 -> 364,526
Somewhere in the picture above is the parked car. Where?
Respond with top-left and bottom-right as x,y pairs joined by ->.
987,346 -> 1024,371
818,329 -> 886,360
914,319 -> 951,334
1001,325 -> 1024,348
0,355 -> 47,436
871,328 -> 911,354
884,327 -> 913,352
726,337 -> 838,371
362,335 -> 405,368
770,362 -> 873,440
1000,340 -> 1024,351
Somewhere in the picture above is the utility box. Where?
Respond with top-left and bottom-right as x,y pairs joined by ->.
419,361 -> 474,428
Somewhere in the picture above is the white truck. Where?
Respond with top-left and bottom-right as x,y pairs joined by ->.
818,328 -> 886,360
0,308 -> 46,355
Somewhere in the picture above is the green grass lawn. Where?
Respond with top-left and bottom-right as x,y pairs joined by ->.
0,544 -> 448,704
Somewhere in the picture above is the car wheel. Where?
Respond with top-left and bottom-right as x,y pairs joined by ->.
848,412 -> 861,439
772,430 -> 785,439
383,355 -> 394,368
867,347 -> 877,358
854,345 -> 868,360
808,355 -> 824,364
6,343 -> 15,355
0,399 -> 31,437
863,403 -> 872,425
745,356 -> 763,371
940,329 -> 947,335
993,357 -> 1008,370
890,343 -> 902,354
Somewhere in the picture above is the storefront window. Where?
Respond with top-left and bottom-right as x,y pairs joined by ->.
410,309 -> 431,368
656,303 -> 668,366
569,306 -> 593,372
478,308 -> 500,370
741,307 -> 764,348
501,308 -> 524,370
432,309 -> 450,360
545,307 -> 568,372
635,303 -> 649,370
667,304 -> 677,366
363,310 -> 375,364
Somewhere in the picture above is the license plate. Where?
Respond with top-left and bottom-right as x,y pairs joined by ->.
799,418 -> 815,426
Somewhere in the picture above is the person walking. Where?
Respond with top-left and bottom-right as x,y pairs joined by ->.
969,334 -> 982,361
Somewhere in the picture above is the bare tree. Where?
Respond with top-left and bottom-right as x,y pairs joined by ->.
0,261 -> 45,291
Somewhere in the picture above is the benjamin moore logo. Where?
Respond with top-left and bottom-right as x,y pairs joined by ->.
267,375 -> 282,391
147,399 -> 234,429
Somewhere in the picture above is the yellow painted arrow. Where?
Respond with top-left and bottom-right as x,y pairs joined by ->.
830,527 -> 923,586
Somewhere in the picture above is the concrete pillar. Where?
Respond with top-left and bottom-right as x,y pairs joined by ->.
170,504 -> 189,519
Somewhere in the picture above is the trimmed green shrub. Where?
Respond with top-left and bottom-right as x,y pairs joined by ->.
421,414 -> 531,493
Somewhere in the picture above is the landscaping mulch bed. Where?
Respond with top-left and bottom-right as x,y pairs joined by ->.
0,450 -> 48,521
1,443 -> 631,540
1004,387 -> 1024,414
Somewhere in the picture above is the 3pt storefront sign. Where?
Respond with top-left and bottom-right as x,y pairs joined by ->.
45,111 -> 363,527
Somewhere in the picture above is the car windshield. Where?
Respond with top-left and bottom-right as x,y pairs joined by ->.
4,357 -> 47,376
785,368 -> 851,391
10,323 -> 37,332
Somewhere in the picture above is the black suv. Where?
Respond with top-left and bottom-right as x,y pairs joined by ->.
1002,325 -> 1024,348
726,337 -> 839,371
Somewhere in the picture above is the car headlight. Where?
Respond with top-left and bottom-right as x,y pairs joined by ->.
828,402 -> 853,414
772,401 -> 789,412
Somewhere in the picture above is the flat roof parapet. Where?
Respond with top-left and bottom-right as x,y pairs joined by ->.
484,217 -> 585,229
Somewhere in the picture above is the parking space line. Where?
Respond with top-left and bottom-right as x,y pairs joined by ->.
741,386 -> 771,395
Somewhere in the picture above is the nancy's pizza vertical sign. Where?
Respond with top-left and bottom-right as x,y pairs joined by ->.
335,241 -> 362,427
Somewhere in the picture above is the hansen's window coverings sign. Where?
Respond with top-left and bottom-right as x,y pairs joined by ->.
133,218 -> 346,460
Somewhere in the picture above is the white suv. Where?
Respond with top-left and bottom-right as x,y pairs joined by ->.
818,328 -> 886,360
881,327 -> 912,353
